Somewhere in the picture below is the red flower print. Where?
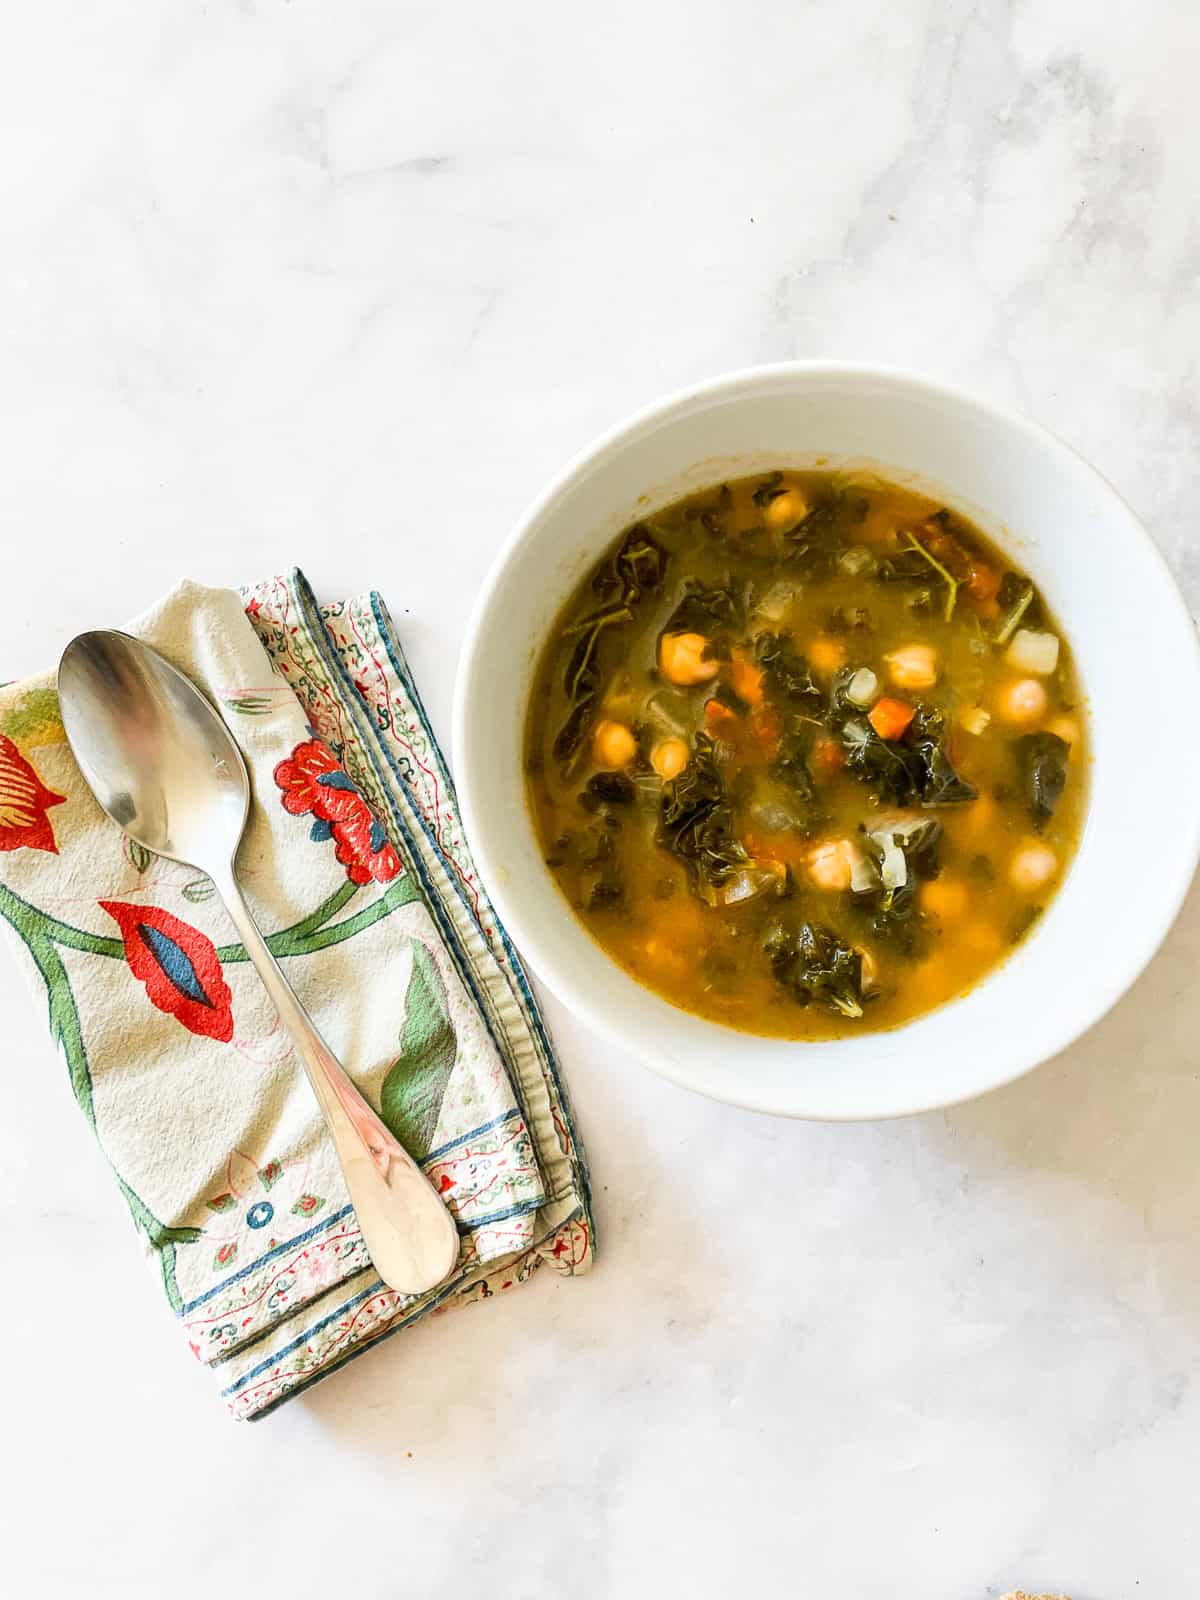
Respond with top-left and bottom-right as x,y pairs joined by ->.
328,798 -> 401,885
101,901 -> 235,1042
274,738 -> 364,824
0,736 -> 66,855
273,737 -> 401,886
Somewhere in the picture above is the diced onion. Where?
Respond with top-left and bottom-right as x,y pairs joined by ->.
959,705 -> 991,736
850,848 -> 880,895
838,546 -> 877,577
1005,628 -> 1059,676
877,837 -> 907,892
846,667 -> 879,708
754,582 -> 798,623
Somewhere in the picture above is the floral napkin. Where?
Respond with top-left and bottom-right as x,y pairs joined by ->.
0,570 -> 591,1419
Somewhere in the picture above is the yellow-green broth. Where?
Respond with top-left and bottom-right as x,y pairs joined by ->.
525,470 -> 1088,1040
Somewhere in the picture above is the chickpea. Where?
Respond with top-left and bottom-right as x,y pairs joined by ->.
764,488 -> 807,527
918,877 -> 969,920
1009,840 -> 1058,894
592,719 -> 637,769
659,631 -> 718,686
807,838 -> 855,892
651,737 -> 690,781
884,643 -> 939,691
994,677 -> 1048,727
808,635 -> 847,678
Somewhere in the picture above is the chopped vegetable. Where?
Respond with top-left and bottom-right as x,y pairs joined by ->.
993,574 -> 1037,646
753,581 -> 798,624
730,650 -> 765,706
780,493 -> 854,575
754,632 -> 824,709
1014,731 -> 1070,825
662,579 -> 743,640
768,720 -> 821,820
553,525 -> 666,761
959,705 -> 991,736
813,737 -> 846,775
763,921 -> 867,1018
897,529 -> 959,621
657,734 -> 768,907
1006,628 -> 1060,676
846,667 -> 879,708
837,546 -> 877,578
704,698 -> 739,735
868,697 -> 916,741
579,772 -> 635,810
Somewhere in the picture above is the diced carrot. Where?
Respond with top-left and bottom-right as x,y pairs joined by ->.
704,698 -> 739,734
750,703 -> 782,755
813,738 -> 845,775
730,649 -> 765,706
965,561 -> 1001,605
868,696 -> 916,740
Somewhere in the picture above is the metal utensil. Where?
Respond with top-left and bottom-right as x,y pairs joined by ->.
58,629 -> 459,1296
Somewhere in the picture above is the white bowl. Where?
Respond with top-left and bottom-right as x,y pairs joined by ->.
453,364 -> 1200,1118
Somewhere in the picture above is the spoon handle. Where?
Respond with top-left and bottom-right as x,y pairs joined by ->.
212,868 -> 460,1297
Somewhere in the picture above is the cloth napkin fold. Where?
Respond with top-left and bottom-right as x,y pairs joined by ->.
0,569 -> 591,1419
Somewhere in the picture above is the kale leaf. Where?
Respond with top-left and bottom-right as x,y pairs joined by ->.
839,717 -> 925,804
768,719 -> 821,820
554,526 -> 667,762
578,772 -> 635,811
657,733 -> 751,903
578,823 -> 624,910
780,494 -> 849,574
907,708 -> 978,806
754,631 -> 824,709
763,921 -> 867,1018
1014,732 -> 1070,826
838,708 -> 976,808
662,578 -> 744,641
852,815 -> 944,956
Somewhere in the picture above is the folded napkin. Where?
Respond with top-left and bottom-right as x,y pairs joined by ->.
0,570 -> 591,1419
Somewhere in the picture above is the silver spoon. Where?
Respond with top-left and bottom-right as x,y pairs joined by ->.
58,629 -> 460,1297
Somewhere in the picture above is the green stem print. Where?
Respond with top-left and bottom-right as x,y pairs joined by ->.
0,871 -> 417,1310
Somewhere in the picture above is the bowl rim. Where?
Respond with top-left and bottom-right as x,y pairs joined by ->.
452,360 -> 1200,1119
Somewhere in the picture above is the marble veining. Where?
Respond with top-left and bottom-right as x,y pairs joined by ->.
2,3 -> 1198,1596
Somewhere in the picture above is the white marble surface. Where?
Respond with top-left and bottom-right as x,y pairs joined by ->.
2,3 -> 1198,1596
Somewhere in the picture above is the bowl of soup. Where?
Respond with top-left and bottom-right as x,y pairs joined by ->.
453,364 -> 1200,1118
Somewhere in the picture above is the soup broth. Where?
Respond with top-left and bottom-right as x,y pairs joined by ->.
526,470 -> 1087,1040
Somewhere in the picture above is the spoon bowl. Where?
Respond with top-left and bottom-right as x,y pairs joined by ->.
59,630 -> 248,867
